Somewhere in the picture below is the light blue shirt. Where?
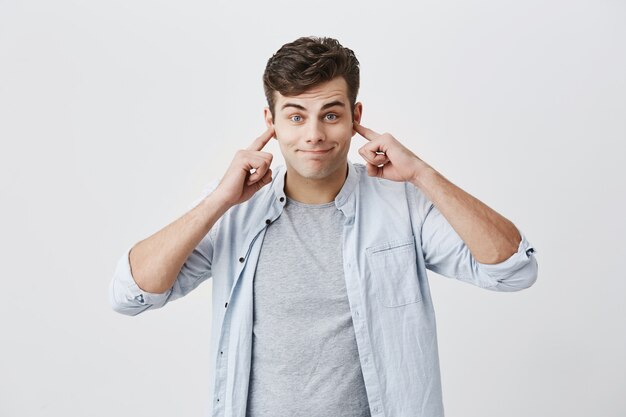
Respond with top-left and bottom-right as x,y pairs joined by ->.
110,160 -> 538,417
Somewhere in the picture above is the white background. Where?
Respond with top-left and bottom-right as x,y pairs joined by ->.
1,0 -> 624,416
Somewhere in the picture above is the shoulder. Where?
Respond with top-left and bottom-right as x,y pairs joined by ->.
352,162 -> 432,220
352,162 -> 411,194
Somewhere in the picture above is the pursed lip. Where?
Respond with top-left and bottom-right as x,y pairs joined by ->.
298,148 -> 332,154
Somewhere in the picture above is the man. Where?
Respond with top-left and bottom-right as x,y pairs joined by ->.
110,36 -> 538,417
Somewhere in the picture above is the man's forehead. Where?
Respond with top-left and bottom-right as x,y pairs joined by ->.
274,78 -> 349,110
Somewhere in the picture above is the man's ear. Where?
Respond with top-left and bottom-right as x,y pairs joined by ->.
352,102 -> 363,136
263,107 -> 276,138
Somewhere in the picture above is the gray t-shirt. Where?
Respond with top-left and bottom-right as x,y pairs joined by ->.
245,197 -> 371,417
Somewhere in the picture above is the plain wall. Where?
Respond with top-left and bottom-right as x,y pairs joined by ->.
1,0 -> 624,416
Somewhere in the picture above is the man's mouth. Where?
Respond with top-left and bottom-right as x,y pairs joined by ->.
299,148 -> 332,154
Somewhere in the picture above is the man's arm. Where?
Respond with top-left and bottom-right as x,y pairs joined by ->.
109,126 -> 276,315
410,161 -> 520,265
354,121 -> 521,263
128,192 -> 231,294
354,121 -> 537,291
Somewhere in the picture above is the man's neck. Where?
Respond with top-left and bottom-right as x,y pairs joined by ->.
284,162 -> 349,204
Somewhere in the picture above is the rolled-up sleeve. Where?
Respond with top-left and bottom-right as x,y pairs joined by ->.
109,245 -> 175,316
420,201 -> 538,292
109,180 -> 220,316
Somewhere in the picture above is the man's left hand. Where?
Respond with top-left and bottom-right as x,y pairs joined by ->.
354,121 -> 429,183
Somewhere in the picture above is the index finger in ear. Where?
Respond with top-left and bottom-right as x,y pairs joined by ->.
353,121 -> 380,142
246,126 -> 275,151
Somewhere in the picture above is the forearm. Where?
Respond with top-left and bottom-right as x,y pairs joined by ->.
411,161 -> 521,264
129,191 -> 231,293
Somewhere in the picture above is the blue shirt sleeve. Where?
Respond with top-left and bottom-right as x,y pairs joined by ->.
419,200 -> 539,292
109,179 -> 220,316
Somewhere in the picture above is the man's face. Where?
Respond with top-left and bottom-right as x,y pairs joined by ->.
264,76 -> 362,181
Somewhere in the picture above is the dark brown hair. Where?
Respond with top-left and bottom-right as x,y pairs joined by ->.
263,36 -> 360,121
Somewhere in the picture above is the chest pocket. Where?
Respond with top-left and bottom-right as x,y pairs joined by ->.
366,237 -> 423,307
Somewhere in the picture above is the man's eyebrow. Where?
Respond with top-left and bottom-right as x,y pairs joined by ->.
280,100 -> 346,112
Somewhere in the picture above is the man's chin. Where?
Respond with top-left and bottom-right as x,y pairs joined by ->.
297,169 -> 331,181
288,165 -> 333,181
286,158 -> 347,181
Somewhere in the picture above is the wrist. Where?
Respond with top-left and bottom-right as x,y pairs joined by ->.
204,188 -> 234,213
410,159 -> 435,188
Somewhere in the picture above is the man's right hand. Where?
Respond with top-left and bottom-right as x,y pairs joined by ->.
213,126 -> 276,208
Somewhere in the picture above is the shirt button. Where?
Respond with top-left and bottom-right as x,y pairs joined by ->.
279,197 -> 285,202
355,310 -> 360,317
265,219 -> 271,225
224,302 -> 228,308
239,257 -> 245,263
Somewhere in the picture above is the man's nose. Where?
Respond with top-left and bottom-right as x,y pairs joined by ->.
305,119 -> 325,144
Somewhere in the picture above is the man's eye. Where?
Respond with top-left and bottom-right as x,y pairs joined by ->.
290,115 -> 302,122
325,113 -> 338,121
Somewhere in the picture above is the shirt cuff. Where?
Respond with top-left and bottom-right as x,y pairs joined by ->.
112,244 -> 172,307
474,231 -> 537,279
